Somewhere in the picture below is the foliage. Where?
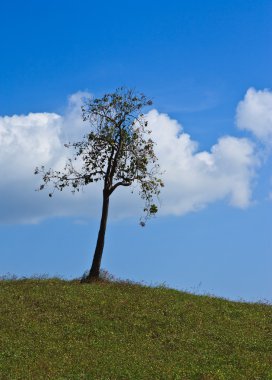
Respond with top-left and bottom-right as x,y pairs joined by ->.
0,278 -> 271,379
35,88 -> 164,225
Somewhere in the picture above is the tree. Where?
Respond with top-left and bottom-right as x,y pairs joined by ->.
35,88 -> 164,282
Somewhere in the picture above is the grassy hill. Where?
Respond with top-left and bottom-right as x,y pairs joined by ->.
0,278 -> 271,380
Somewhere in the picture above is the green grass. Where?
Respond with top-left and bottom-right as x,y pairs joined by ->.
0,277 -> 271,380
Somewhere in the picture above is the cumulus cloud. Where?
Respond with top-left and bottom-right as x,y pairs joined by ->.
61,91 -> 93,141
147,110 -> 259,215
236,87 -> 272,144
0,94 -> 101,224
0,90 -> 261,224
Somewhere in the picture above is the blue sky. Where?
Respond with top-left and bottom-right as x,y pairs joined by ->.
0,0 -> 271,302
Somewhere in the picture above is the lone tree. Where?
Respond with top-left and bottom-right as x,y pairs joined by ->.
35,88 -> 163,282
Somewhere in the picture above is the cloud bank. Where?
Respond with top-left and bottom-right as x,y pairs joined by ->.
0,89 -> 269,224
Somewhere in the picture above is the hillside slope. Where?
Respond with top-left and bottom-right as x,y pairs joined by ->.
0,279 -> 271,380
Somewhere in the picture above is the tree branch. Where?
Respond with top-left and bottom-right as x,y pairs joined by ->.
109,180 -> 132,195
91,110 -> 117,125
104,145 -> 115,189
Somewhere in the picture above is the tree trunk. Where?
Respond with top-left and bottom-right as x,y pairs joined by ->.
83,190 -> 110,282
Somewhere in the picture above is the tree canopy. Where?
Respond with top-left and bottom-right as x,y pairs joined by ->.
35,88 -> 164,281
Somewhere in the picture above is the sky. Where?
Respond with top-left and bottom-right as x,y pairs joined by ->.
0,0 -> 271,302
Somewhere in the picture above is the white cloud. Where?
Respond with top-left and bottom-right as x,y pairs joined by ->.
61,91 -> 93,141
147,110 -> 259,215
236,87 -> 272,144
0,94 -> 101,224
0,91 -> 261,224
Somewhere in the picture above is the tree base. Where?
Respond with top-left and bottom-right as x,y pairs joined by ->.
80,274 -> 100,284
